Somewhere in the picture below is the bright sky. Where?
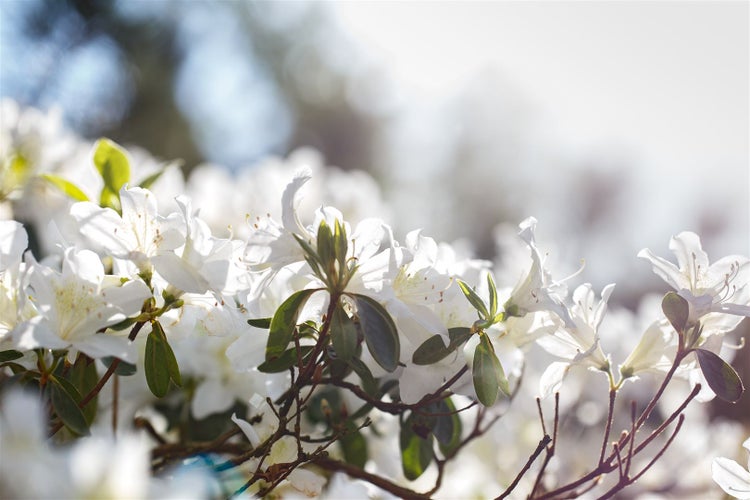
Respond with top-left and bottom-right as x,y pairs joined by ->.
331,1 -> 749,262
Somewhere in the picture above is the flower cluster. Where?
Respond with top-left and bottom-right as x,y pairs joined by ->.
1,99 -> 748,499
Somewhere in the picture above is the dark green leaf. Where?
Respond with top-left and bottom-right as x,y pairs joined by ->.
69,355 -> 100,424
472,334 -> 508,406
457,280 -> 490,320
400,414 -> 434,480
247,317 -> 271,329
40,173 -> 89,202
0,350 -> 23,364
434,398 -> 462,454
93,138 -> 130,194
331,305 -> 358,362
258,346 -> 314,373
662,292 -> 690,333
347,356 -> 378,396
695,348 -> 744,402
340,428 -> 368,469
266,289 -> 319,361
412,334 -> 451,365
351,294 -> 400,372
101,356 -> 137,376
49,378 -> 89,436
145,323 -> 181,397
448,327 -> 474,347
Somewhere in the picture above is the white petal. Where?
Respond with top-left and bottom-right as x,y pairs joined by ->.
637,248 -> 688,290
74,334 -> 137,362
231,413 -> 261,447
192,379 -> 234,419
670,231 -> 708,284
539,361 -> 570,398
281,169 -> 312,236
0,220 -> 28,270
712,457 -> 750,499
152,253 -> 209,294
13,317 -> 69,351
71,202 -> 137,258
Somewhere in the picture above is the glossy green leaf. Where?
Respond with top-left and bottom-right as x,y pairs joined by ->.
662,292 -> 690,333
40,173 -> 89,202
49,378 -> 89,436
93,138 -> 130,194
247,317 -> 271,329
695,348 -> 744,402
400,414 -> 434,480
0,350 -> 23,364
340,428 -> 368,469
351,294 -> 400,372
331,305 -> 358,362
258,346 -> 314,373
472,334 -> 508,406
457,280 -> 489,320
154,322 -> 181,386
266,289 -> 319,361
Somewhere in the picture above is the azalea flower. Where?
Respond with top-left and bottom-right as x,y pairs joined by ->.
639,231 -> 750,327
13,247 -> 151,362
536,283 -> 615,397
70,186 -> 184,275
713,437 -> 750,499
503,217 -> 575,328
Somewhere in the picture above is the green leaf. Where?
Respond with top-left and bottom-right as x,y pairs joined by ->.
144,322 -> 181,397
93,138 -> 130,193
69,355 -> 100,424
457,280 -> 490,320
258,346 -> 314,373
347,356 -> 378,396
266,289 -> 319,362
0,350 -> 23,364
412,334 -> 451,365
351,294 -> 400,372
472,334 -> 508,406
400,414 -> 434,480
138,169 -> 165,190
40,173 -> 89,202
49,378 -> 89,436
487,272 -> 498,318
331,305 -> 358,362
316,220 -> 335,273
101,356 -> 137,376
340,428 -> 368,468
695,348 -> 744,402
247,317 -> 272,329
334,219 -> 348,272
662,292 -> 690,333
412,327 -> 473,366
434,398 -> 462,455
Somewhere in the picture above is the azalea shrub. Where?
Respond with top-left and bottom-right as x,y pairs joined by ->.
1,99 -> 749,499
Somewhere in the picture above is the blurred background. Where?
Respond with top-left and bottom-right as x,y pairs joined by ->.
1,0 -> 748,305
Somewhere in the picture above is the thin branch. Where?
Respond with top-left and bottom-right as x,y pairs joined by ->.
496,434 -> 551,500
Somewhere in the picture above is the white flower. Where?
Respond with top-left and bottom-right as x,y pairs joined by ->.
713,437 -> 750,499
70,186 -> 184,273
503,217 -> 575,327
13,247 -> 151,362
639,231 -> 750,326
536,283 -> 615,397
0,220 -> 28,271
618,320 -> 676,379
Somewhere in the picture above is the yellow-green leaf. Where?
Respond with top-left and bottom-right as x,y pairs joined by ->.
40,173 -> 89,201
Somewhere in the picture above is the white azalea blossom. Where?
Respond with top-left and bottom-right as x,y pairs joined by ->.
713,438 -> 750,499
639,231 -> 750,329
13,247 -> 151,362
